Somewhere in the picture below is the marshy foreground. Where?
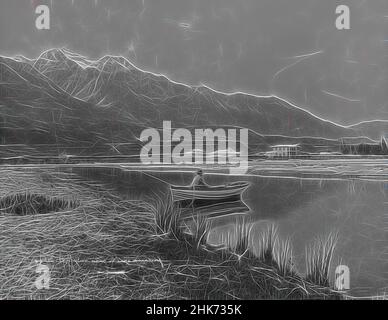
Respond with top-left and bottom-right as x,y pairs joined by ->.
0,169 -> 341,299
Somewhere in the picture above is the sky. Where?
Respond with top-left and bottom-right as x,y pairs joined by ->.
0,0 -> 387,125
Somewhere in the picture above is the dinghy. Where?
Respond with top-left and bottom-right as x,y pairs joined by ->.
170,181 -> 250,219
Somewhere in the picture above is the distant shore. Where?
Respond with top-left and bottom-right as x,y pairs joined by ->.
1,157 -> 387,181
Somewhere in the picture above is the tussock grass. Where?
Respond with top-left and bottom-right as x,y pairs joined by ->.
0,192 -> 79,216
190,213 -> 211,249
219,221 -> 294,276
0,198 -> 162,299
231,219 -> 254,258
151,195 -> 211,250
273,237 -> 294,277
256,223 -> 278,263
151,193 -> 183,240
305,232 -> 338,287
0,170 -> 160,299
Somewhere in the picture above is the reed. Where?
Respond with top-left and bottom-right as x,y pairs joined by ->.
190,213 -> 211,249
232,219 -> 254,258
273,237 -> 294,277
256,223 -> 278,263
151,193 -> 184,240
305,232 -> 338,287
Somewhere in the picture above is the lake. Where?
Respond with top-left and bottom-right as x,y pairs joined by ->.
69,166 -> 388,297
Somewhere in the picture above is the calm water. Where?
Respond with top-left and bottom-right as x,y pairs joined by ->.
71,167 -> 388,297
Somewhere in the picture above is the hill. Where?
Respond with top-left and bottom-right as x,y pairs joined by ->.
0,48 -> 381,158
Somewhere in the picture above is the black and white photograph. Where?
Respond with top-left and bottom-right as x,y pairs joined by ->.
0,0 -> 387,306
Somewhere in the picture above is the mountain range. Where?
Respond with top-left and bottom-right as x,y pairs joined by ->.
0,48 -> 386,158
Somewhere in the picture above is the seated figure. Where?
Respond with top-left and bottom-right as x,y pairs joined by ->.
190,169 -> 207,188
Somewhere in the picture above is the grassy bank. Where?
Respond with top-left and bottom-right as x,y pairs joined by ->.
0,169 -> 340,299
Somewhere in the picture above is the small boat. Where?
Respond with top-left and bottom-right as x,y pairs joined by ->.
170,181 -> 250,219
171,181 -> 250,205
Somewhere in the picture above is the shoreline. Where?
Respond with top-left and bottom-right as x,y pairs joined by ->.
0,169 -> 342,300
0,158 -> 387,182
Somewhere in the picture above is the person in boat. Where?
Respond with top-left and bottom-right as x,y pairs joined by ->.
190,169 -> 208,188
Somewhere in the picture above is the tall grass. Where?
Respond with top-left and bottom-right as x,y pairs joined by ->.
256,223 -> 278,263
190,213 -> 211,249
216,220 -> 294,277
151,194 -> 212,249
273,237 -> 294,277
152,193 -> 184,240
305,232 -> 338,287
0,184 -> 157,299
232,219 -> 254,258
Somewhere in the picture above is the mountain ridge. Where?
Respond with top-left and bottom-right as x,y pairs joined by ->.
0,48 -> 385,158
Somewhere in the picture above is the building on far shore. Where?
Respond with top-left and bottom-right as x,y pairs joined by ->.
267,144 -> 301,158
